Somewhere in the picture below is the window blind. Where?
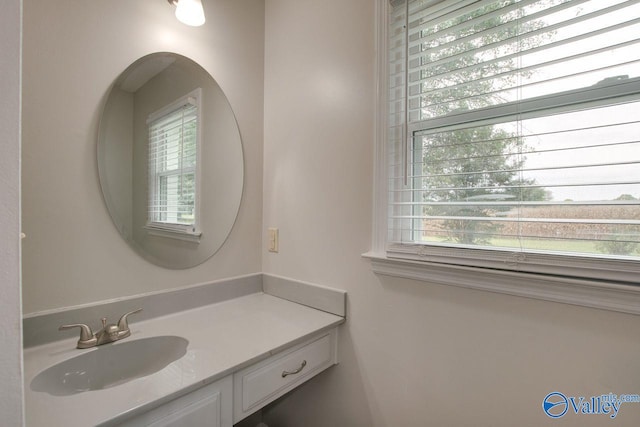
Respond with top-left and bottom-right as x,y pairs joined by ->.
388,0 -> 640,281
148,96 -> 198,231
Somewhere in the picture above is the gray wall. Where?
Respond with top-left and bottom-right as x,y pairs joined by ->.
261,0 -> 640,426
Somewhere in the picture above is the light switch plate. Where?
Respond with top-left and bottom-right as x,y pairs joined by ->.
268,227 -> 279,253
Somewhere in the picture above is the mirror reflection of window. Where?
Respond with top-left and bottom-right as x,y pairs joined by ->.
146,88 -> 202,239
98,52 -> 244,268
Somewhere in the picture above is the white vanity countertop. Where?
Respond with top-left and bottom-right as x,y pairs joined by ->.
23,292 -> 345,427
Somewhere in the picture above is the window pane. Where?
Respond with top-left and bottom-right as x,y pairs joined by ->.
408,0 -> 640,121
407,100 -> 640,258
148,99 -> 198,228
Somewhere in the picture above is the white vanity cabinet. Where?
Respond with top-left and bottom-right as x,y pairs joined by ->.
24,292 -> 346,427
117,376 -> 233,427
116,329 -> 338,427
233,329 -> 338,424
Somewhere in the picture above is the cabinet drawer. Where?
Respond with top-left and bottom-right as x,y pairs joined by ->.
233,329 -> 338,423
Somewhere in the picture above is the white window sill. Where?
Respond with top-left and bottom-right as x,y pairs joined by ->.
362,252 -> 640,316
145,225 -> 202,243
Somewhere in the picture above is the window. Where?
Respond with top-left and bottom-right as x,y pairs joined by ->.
373,0 -> 640,295
147,88 -> 202,240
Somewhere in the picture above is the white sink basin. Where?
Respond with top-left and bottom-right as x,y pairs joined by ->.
30,335 -> 188,396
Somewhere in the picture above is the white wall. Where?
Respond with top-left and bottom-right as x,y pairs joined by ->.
19,0 -> 640,425
262,1 -> 640,426
0,0 -> 24,424
21,0 -> 264,314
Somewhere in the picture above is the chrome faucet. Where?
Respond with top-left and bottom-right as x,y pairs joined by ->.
58,308 -> 142,349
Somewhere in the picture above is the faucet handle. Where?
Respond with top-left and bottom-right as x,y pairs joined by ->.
117,308 -> 142,334
58,323 -> 97,349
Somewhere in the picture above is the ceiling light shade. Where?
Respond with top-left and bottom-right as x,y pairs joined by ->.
171,0 -> 205,27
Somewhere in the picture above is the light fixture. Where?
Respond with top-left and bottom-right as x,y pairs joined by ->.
168,0 -> 206,27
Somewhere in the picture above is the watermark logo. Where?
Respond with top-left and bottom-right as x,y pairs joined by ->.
542,391 -> 640,419
543,392 -> 568,418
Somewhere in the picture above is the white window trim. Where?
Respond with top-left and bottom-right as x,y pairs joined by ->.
144,224 -> 202,243
146,88 -> 203,242
365,0 -> 640,316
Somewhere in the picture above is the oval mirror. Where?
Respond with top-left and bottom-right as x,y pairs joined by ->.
98,52 -> 243,268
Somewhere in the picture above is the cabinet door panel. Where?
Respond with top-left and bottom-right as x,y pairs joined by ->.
120,376 -> 232,427
148,391 -> 221,427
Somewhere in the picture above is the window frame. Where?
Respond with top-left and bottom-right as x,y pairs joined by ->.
366,0 -> 640,315
145,88 -> 203,242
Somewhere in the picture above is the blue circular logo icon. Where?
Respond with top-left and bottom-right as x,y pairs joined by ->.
543,392 -> 568,418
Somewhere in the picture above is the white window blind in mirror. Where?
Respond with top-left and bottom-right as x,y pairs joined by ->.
147,88 -> 201,238
387,0 -> 640,283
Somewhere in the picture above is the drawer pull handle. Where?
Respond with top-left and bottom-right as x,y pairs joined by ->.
282,360 -> 307,378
